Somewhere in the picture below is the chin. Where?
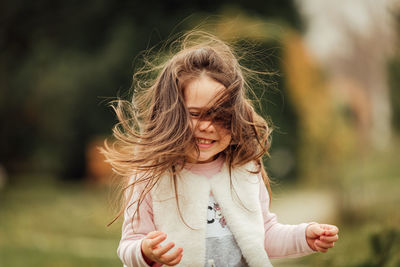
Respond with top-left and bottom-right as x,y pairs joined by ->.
186,153 -> 216,163
198,153 -> 218,162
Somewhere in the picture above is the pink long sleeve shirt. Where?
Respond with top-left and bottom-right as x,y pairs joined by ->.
118,156 -> 315,267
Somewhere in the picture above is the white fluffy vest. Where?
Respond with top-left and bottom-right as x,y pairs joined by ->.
151,162 -> 273,267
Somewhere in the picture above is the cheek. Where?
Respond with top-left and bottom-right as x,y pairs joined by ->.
218,129 -> 232,147
188,118 -> 196,131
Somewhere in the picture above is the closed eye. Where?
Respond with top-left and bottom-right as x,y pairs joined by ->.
189,112 -> 200,118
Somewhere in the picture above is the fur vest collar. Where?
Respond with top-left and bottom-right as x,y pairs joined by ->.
151,162 -> 273,267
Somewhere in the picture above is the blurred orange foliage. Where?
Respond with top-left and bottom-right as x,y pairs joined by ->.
86,137 -> 113,185
282,32 -> 356,184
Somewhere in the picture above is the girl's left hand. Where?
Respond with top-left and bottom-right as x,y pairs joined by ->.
306,223 -> 339,253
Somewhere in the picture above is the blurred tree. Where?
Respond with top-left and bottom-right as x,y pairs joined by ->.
296,0 -> 399,150
282,32 -> 356,184
0,0 -> 301,180
388,12 -> 400,132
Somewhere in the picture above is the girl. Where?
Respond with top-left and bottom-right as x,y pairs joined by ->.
102,31 -> 339,267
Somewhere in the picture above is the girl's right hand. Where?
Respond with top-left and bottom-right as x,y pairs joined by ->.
141,231 -> 183,266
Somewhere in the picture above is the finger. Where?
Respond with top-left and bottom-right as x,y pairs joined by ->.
315,242 -> 328,253
321,224 -> 339,235
146,231 -> 164,239
153,242 -> 175,258
320,234 -> 339,243
307,224 -> 325,238
148,233 -> 167,248
316,240 -> 335,249
160,247 -> 183,263
161,247 -> 183,263
165,252 -> 183,266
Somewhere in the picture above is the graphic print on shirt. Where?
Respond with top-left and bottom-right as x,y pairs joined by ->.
206,195 -> 232,238
207,202 -> 227,228
205,195 -> 248,266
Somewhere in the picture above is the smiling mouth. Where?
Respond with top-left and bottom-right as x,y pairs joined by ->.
196,138 -> 215,144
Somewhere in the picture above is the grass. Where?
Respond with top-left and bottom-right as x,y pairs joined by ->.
0,176 -> 122,267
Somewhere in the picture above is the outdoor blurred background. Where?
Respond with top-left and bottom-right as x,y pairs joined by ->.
1,0 -> 399,266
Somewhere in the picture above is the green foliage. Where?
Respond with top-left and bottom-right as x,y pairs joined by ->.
355,228 -> 400,267
388,13 -> 400,133
388,55 -> 400,132
0,0 -> 301,179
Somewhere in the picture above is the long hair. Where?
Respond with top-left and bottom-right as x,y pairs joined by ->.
101,31 -> 273,226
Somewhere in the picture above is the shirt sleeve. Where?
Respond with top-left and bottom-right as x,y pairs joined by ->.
117,179 -> 163,267
258,176 -> 316,259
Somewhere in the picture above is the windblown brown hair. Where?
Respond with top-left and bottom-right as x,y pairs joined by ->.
101,31 -> 273,227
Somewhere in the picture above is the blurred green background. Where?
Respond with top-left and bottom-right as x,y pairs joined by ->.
1,0 -> 399,266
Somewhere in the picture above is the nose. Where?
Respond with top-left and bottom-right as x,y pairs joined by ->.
197,119 -> 215,132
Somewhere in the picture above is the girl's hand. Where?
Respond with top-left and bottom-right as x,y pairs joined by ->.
306,223 -> 339,253
141,231 -> 183,266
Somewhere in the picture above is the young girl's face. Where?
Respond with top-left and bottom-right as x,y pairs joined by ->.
184,74 -> 232,163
